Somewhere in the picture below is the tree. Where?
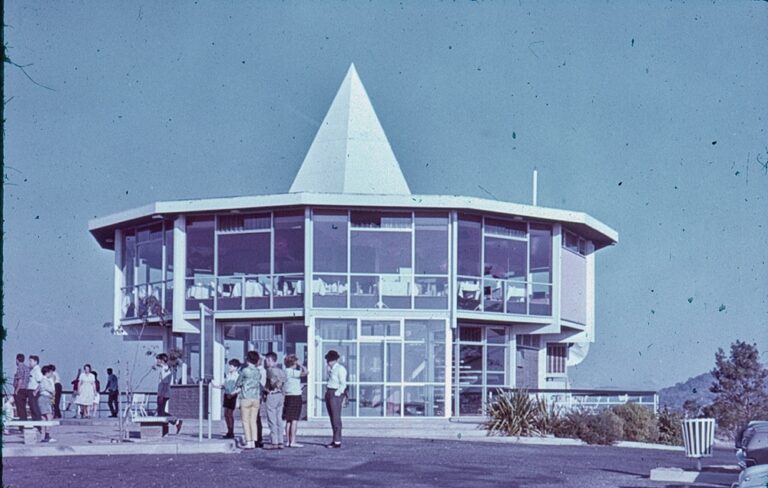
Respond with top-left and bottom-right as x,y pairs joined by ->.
704,341 -> 768,434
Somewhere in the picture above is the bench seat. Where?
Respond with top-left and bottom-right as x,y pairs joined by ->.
6,420 -> 61,444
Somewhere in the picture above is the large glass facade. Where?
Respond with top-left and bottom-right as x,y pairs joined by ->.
120,222 -> 173,319
457,214 -> 552,316
183,211 -> 306,312
314,318 -> 446,417
312,210 -> 449,310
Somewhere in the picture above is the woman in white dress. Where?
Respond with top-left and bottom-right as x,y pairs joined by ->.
75,364 -> 96,418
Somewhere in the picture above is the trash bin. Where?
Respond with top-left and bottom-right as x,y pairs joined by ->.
681,418 -> 716,471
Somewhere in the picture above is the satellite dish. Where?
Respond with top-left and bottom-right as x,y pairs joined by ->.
567,342 -> 590,366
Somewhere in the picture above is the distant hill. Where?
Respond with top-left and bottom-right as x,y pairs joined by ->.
658,372 -> 716,411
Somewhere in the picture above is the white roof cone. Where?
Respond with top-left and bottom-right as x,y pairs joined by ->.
290,64 -> 411,195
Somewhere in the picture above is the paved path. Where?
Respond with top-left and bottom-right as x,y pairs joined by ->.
2,437 -> 736,488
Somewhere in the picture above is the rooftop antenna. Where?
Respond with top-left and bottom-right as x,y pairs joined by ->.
532,168 -> 538,206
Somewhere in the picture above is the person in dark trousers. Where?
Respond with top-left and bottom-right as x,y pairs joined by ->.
255,352 -> 267,448
26,355 -> 44,421
50,365 -> 63,419
324,350 -> 347,448
155,353 -> 183,435
13,353 -> 30,422
104,368 -> 119,417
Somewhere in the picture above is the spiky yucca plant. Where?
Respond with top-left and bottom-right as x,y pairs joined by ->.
484,389 -> 562,437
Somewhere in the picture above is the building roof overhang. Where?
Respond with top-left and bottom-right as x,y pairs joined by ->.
88,191 -> 618,251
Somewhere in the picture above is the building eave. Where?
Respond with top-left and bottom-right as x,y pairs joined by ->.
89,192 -> 618,250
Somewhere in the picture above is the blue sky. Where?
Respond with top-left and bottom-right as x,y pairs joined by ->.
4,1 -> 767,390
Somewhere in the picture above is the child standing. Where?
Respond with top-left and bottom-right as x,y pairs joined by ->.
39,366 -> 56,443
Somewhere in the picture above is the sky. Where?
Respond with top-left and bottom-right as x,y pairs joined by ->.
3,1 -> 767,391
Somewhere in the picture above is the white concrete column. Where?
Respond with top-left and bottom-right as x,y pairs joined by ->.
212,321 -> 223,421
552,224 -> 562,332
113,228 -> 124,334
444,318 -> 453,417
172,215 -> 197,333
307,317 -> 317,418
585,241 -> 596,342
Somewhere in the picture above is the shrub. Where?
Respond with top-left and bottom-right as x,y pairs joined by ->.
554,409 -> 625,445
483,389 -> 561,437
612,403 -> 659,442
657,407 -> 683,446
484,389 -> 540,437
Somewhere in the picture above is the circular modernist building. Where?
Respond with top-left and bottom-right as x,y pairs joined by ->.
89,64 -> 618,420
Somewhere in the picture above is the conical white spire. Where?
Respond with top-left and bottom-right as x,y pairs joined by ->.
289,64 -> 411,195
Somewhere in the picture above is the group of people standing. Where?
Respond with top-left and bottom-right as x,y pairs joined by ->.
70,365 -> 120,418
205,348 -> 346,450
219,351 -> 308,449
11,353 -> 121,426
11,353 -> 63,442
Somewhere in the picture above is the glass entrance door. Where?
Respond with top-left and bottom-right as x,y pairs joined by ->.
453,324 -> 512,415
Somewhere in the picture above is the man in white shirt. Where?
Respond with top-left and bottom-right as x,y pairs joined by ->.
26,355 -> 44,421
324,350 -> 347,448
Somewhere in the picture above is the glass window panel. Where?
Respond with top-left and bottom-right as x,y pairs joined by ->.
457,278 -> 481,311
361,320 -> 400,337
387,343 -> 402,383
123,232 -> 136,289
359,385 -> 384,417
273,275 -> 304,308
121,288 -> 136,318
506,281 -> 527,314
487,327 -> 506,345
274,211 -> 304,273
483,278 -> 504,313
484,237 -> 527,279
316,319 -> 357,341
405,320 -> 445,343
351,211 -> 411,229
486,372 -> 506,386
313,211 -> 348,273
165,227 -> 174,281
485,218 -> 526,238
312,275 -> 348,308
350,275 -> 378,308
164,280 -> 173,314
218,213 -> 270,232
458,345 -> 483,385
216,277 -> 243,311
530,225 -> 552,283
137,241 -> 164,284
404,343 -> 427,383
360,343 -> 384,382
530,283 -> 552,316
381,274 -> 412,309
186,218 -> 215,277
384,385 -> 402,417
414,277 -> 448,309
350,231 -> 411,274
404,386 -> 444,417
217,232 -> 271,275
486,346 -> 506,371
244,275 -> 271,309
415,213 -> 448,275
457,214 -> 482,276
459,326 -> 482,342
459,387 -> 483,415
185,277 -> 215,311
